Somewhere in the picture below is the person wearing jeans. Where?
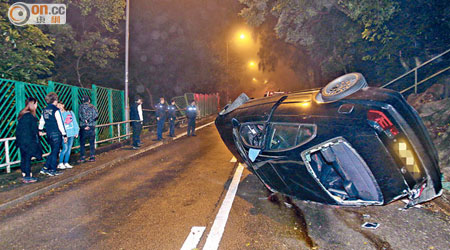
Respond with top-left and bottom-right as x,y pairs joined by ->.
57,102 -> 79,169
78,95 -> 98,162
38,92 -> 68,176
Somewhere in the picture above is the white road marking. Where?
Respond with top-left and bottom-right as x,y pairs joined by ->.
181,226 -> 206,250
203,163 -> 245,250
174,121 -> 215,140
230,157 -> 237,163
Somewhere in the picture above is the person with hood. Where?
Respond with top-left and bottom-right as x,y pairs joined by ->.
78,95 -> 98,162
57,102 -> 79,169
130,96 -> 143,149
39,92 -> 67,176
16,97 -> 43,183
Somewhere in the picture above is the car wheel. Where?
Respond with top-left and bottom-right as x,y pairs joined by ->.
320,73 -> 368,102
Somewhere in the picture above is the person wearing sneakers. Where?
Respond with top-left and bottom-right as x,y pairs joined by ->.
38,92 -> 68,176
57,102 -> 79,170
16,97 -> 43,183
78,95 -> 98,163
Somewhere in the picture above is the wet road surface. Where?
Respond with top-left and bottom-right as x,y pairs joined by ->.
0,125 -> 236,249
1,124 -> 450,249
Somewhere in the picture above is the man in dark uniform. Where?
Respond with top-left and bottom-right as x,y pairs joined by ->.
154,97 -> 167,141
130,96 -> 143,149
167,100 -> 177,137
186,100 -> 197,136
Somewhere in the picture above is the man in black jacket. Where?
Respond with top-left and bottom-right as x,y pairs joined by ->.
130,96 -> 143,149
154,97 -> 167,141
167,100 -> 177,137
38,92 -> 68,176
78,95 -> 98,162
186,100 -> 197,136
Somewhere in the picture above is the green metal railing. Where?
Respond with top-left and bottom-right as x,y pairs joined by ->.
1,77 -> 219,173
0,78 -> 125,172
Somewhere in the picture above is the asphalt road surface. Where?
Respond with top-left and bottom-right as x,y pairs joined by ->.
0,124 -> 449,249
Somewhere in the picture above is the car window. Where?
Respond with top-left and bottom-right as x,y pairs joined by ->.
267,123 -> 316,151
297,124 -> 316,144
240,123 -> 265,148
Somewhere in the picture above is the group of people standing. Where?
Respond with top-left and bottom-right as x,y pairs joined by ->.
130,96 -> 198,149
15,92 -> 198,183
15,92 -> 98,183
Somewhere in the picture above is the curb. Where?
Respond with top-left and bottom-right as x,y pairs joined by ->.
0,121 -> 215,212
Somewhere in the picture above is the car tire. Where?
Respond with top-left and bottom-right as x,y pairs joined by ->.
320,73 -> 368,102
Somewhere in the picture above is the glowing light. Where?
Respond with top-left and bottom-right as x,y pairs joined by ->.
298,102 -> 311,108
240,33 -> 246,39
249,61 -> 256,67
252,77 -> 257,81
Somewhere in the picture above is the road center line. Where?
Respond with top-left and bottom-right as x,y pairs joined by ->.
180,226 -> 206,250
203,163 -> 245,250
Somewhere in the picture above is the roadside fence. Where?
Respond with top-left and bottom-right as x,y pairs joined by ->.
0,78 -> 220,173
0,78 -> 125,173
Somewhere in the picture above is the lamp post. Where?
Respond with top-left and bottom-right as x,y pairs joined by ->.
226,41 -> 229,103
124,0 -> 130,133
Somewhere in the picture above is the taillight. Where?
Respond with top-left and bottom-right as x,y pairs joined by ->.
368,110 -> 399,138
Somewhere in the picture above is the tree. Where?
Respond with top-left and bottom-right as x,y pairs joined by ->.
46,0 -> 125,87
0,0 -> 53,82
239,0 -> 450,86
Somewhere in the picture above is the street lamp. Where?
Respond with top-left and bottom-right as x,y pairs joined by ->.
225,30 -> 250,102
124,0 -> 130,133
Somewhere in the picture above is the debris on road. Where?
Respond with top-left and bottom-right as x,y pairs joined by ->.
361,222 -> 380,229
284,202 -> 293,208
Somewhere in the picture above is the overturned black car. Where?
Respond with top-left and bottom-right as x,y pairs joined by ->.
215,73 -> 442,206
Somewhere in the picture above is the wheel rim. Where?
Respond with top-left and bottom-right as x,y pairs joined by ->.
323,75 -> 357,96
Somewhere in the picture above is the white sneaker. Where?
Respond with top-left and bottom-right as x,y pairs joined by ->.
64,163 -> 73,169
57,163 -> 66,170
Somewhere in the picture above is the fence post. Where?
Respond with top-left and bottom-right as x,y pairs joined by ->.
15,81 -> 25,117
47,80 -> 55,93
117,124 -> 121,142
121,91 -> 127,138
414,69 -> 418,94
5,141 -> 11,173
92,84 -> 98,147
72,86 -> 79,119
108,89 -> 114,139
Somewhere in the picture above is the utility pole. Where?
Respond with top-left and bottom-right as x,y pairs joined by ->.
226,41 -> 229,103
124,0 -> 130,133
